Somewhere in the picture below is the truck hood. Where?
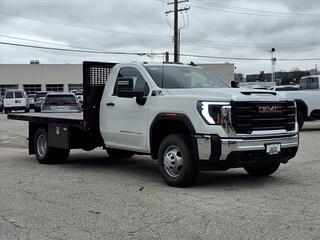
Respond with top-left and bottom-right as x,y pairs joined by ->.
166,88 -> 292,102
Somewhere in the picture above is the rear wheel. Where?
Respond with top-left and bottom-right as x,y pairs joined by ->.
158,134 -> 199,187
34,128 -> 69,164
244,162 -> 280,177
106,148 -> 134,159
297,110 -> 304,130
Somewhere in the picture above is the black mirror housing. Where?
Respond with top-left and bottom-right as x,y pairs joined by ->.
231,80 -> 239,88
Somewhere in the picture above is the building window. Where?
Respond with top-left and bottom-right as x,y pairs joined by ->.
46,84 -> 64,92
68,84 -> 83,92
0,85 -> 19,97
23,84 -> 42,95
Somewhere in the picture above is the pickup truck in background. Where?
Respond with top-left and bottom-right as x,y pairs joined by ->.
275,75 -> 320,129
8,61 -> 299,187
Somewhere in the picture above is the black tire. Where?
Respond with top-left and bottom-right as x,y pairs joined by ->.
106,148 -> 134,159
25,108 -> 30,113
244,162 -> 280,177
297,110 -> 304,130
4,108 -> 8,114
34,128 -> 70,164
158,134 -> 199,187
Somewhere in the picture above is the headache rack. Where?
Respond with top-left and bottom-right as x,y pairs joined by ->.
231,101 -> 296,134
82,61 -> 116,145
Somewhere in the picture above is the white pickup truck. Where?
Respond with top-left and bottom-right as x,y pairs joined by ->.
274,75 -> 320,129
8,61 -> 299,187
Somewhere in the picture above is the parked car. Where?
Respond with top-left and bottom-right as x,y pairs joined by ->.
27,94 -> 36,109
34,91 -> 50,112
41,93 -> 81,113
0,96 -> 3,112
3,89 -> 29,113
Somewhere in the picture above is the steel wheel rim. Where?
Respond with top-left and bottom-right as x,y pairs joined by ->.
163,145 -> 184,178
36,134 -> 47,158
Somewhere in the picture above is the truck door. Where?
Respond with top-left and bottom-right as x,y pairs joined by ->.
102,67 -> 151,152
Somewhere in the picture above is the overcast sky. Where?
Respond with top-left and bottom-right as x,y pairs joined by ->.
0,0 -> 319,74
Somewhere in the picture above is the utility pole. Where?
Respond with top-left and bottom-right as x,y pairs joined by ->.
165,0 -> 190,63
174,0 -> 178,63
268,48 -> 276,83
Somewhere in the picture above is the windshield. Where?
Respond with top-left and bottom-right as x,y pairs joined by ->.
44,95 -> 77,105
36,92 -> 48,98
145,65 -> 228,89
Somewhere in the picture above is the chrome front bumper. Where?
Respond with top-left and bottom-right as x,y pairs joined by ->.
196,134 -> 299,161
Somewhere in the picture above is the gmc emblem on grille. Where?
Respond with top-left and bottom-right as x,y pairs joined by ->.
258,106 -> 282,113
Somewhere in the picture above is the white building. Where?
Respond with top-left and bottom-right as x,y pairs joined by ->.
0,63 -> 234,96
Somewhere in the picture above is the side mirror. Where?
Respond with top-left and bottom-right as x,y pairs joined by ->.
231,80 -> 239,88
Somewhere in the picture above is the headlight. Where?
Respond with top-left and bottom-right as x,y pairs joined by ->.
197,101 -> 230,125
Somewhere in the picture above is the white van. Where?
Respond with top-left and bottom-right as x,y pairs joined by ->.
3,89 -> 29,113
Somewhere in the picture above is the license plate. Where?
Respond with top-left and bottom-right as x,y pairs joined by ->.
15,100 -> 21,103
266,143 -> 281,155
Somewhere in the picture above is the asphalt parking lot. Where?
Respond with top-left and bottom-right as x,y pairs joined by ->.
0,112 -> 320,240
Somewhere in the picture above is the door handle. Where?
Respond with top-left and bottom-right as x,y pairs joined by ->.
106,102 -> 115,107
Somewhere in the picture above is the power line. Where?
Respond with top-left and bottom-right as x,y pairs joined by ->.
3,33 -> 319,54
0,11 -> 170,39
181,39 -> 320,50
1,40 -> 319,62
178,53 -> 320,61
1,11 -> 319,50
191,1 -> 320,17
0,34 -> 110,51
0,41 -> 164,56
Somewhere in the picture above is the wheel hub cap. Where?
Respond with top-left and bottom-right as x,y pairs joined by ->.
163,145 -> 184,178
36,134 -> 47,158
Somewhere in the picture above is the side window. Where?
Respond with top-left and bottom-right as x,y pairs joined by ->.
115,67 -> 150,96
301,77 -> 319,90
15,91 -> 23,98
6,92 -> 13,99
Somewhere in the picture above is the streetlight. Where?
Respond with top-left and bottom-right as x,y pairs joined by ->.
268,48 -> 277,83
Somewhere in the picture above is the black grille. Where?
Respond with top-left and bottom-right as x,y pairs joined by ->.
231,101 -> 296,134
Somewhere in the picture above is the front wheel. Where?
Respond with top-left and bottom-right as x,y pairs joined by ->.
34,128 -> 70,164
158,134 -> 199,187
244,162 -> 280,177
